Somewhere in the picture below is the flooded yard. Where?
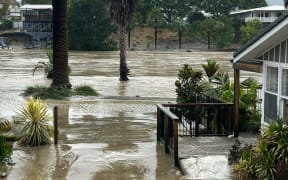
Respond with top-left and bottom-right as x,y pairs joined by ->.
0,48 -> 258,179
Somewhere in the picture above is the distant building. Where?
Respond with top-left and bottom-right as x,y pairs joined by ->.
0,0 -> 20,18
20,4 -> 52,41
230,5 -> 287,26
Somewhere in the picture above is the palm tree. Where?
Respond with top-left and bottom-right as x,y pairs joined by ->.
101,0 -> 138,81
52,0 -> 71,88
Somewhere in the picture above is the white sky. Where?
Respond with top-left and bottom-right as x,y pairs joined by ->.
266,0 -> 284,5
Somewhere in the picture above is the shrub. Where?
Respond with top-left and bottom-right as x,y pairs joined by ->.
175,64 -> 203,103
74,85 -> 99,96
18,97 -> 52,146
23,86 -> 72,100
233,120 -> 288,179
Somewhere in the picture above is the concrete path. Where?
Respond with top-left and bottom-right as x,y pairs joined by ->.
178,133 -> 259,179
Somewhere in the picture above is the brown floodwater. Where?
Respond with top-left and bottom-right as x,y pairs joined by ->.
0,48 -> 259,179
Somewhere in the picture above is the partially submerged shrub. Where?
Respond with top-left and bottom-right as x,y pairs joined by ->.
233,119 -> 288,179
74,85 -> 99,96
18,97 -> 52,146
23,86 -> 72,100
23,85 -> 98,99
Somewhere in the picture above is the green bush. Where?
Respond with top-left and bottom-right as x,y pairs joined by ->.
23,86 -> 72,100
74,85 -> 99,96
233,120 -> 288,179
23,85 -> 99,99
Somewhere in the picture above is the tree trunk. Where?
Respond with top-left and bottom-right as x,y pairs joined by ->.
119,26 -> 129,81
178,30 -> 182,49
154,26 -> 157,49
52,0 -> 71,88
208,31 -> 211,49
127,26 -> 131,49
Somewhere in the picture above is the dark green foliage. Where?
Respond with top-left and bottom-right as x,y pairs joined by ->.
74,85 -> 99,96
23,86 -> 72,100
240,19 -> 262,44
68,0 -> 117,51
0,20 -> 12,31
0,136 -> 12,162
175,64 -> 203,103
234,120 -> 288,179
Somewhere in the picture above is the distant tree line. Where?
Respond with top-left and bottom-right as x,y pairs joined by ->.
21,0 -> 267,50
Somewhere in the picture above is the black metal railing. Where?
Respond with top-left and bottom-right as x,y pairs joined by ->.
156,99 -> 233,166
156,104 -> 180,166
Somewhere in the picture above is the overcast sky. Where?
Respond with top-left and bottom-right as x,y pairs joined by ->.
266,0 -> 284,5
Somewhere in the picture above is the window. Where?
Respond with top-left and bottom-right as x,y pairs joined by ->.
281,40 -> 286,63
264,93 -> 278,122
269,48 -> 274,61
282,69 -> 288,96
266,66 -> 278,93
275,45 -> 280,62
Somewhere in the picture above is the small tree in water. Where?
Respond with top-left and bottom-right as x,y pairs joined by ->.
101,0 -> 138,81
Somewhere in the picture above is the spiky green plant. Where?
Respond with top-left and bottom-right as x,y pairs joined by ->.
202,59 -> 220,82
32,49 -> 53,79
18,97 -> 51,146
0,118 -> 12,131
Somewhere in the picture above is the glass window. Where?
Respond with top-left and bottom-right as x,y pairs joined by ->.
266,66 -> 278,93
264,93 -> 278,122
269,48 -> 274,61
264,52 -> 269,60
282,69 -> 288,96
281,40 -> 286,63
275,45 -> 280,62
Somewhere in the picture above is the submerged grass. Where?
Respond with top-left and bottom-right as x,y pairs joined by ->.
23,85 -> 99,99
74,85 -> 99,96
23,86 -> 72,99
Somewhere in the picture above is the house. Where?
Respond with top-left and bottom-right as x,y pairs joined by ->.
230,5 -> 287,26
232,11 -> 288,135
20,4 -> 52,41
0,0 -> 20,18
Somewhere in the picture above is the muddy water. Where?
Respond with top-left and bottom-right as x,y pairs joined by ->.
0,48 -> 254,179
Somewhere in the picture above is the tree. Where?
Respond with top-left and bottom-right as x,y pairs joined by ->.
52,0 -> 71,88
197,0 -> 237,17
101,0 -> 138,81
0,0 -> 9,20
238,0 -> 267,9
68,0 -> 116,51
22,0 -> 51,4
146,7 -> 165,49
240,19 -> 262,44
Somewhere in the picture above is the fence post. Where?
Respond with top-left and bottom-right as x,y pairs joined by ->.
53,106 -> 58,145
173,119 -> 179,166
164,115 -> 169,153
157,107 -> 160,141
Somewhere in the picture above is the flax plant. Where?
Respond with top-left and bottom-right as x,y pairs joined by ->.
19,97 -> 51,146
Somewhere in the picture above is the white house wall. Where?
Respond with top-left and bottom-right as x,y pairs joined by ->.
261,38 -> 288,125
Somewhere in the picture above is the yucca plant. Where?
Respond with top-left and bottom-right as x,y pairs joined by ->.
18,97 -> 51,146
33,49 -> 53,79
202,59 -> 220,82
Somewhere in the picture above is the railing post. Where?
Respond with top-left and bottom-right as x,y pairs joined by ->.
53,106 -> 58,145
157,107 -> 160,141
173,119 -> 179,166
164,115 -> 169,153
